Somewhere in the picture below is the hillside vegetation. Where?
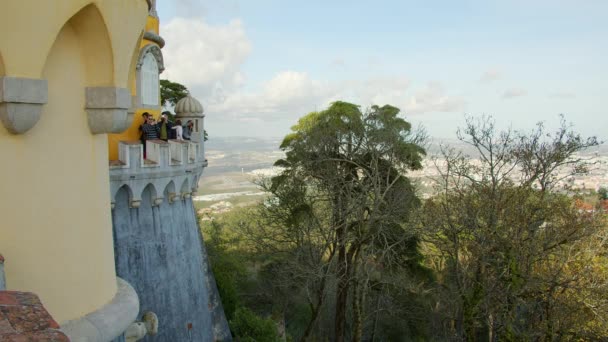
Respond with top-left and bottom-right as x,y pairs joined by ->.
201,103 -> 608,342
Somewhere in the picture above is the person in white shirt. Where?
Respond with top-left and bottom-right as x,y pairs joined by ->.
171,119 -> 184,140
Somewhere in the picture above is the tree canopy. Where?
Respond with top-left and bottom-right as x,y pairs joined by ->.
160,79 -> 189,108
260,101 -> 428,341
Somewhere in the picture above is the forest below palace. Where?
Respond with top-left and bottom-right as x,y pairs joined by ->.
200,102 -> 608,342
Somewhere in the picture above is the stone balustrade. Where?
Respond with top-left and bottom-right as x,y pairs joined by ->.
109,140 -> 207,209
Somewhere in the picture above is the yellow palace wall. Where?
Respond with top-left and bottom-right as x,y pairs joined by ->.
0,0 -> 147,323
108,15 -> 162,161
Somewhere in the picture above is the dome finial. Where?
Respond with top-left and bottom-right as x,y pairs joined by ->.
175,94 -> 204,118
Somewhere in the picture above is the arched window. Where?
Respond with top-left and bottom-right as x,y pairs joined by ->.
141,53 -> 160,106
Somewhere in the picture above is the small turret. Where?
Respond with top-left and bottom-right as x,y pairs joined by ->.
175,95 -> 205,163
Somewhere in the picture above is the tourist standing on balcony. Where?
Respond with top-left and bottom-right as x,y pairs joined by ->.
141,115 -> 160,158
183,120 -> 194,140
157,112 -> 175,141
172,119 -> 184,140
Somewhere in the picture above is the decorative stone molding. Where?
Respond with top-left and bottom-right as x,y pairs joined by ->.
153,197 -> 164,206
130,199 -> 142,208
0,76 -> 48,134
61,278 -> 140,342
169,192 -> 180,204
146,0 -> 158,18
136,44 -> 164,73
85,87 -> 131,134
125,311 -> 158,342
143,31 -> 165,48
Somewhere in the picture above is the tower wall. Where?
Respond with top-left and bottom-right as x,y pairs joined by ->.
0,0 -> 147,324
110,141 -> 231,341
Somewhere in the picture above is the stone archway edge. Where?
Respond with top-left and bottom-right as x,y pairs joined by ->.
60,277 -> 140,342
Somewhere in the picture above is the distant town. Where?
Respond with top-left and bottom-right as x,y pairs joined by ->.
196,136 -> 608,216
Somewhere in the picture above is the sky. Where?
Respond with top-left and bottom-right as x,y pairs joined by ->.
157,0 -> 608,140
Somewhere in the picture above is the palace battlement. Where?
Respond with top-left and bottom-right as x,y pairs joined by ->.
109,139 -> 207,209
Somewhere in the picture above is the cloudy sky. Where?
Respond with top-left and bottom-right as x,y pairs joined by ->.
157,0 -> 607,140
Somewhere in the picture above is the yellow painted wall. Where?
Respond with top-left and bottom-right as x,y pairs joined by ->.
0,0 -> 148,323
107,13 -> 163,160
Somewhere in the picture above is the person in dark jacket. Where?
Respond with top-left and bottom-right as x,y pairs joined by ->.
157,112 -> 174,141
141,114 -> 159,158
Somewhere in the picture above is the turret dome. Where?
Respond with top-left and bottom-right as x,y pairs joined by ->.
175,95 -> 204,118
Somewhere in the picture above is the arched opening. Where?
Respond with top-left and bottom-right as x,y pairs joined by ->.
164,180 -> 177,203
141,53 -> 159,106
41,3 -> 114,133
67,4 -> 114,86
180,178 -> 190,194
115,184 -> 134,208
136,44 -> 164,108
141,183 -> 158,207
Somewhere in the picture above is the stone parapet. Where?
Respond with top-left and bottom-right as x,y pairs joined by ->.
60,278 -> 139,342
109,140 -> 206,208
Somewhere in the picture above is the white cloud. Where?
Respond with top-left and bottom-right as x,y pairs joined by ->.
403,82 -> 466,114
210,71 -> 336,120
161,17 -> 251,98
502,88 -> 527,99
160,17 -> 464,124
207,72 -> 463,122
480,69 -> 501,83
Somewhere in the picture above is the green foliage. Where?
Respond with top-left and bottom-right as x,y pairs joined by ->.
160,79 -> 209,141
160,79 -> 189,108
203,219 -> 247,320
263,101 -> 430,340
598,186 -> 608,200
230,307 -> 280,342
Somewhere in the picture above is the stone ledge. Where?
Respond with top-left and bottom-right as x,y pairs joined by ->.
60,278 -> 139,342
0,76 -> 48,134
143,31 -> 165,49
85,87 -> 132,134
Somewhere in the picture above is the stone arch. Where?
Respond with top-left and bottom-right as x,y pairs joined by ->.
180,178 -> 190,194
127,30 -> 145,97
111,182 -> 132,203
41,3 -> 129,135
164,180 -> 179,203
190,174 -> 200,192
114,184 -> 134,206
137,44 -> 164,73
141,183 -> 158,207
63,3 -> 114,86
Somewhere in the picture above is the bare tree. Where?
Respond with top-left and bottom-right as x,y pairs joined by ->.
420,116 -> 606,341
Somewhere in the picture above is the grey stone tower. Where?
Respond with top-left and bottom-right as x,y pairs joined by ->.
110,95 -> 232,341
